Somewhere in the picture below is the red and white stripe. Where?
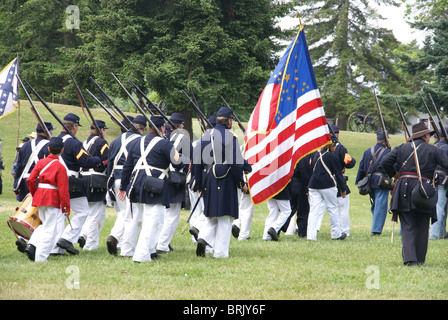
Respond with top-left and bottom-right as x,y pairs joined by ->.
244,88 -> 330,204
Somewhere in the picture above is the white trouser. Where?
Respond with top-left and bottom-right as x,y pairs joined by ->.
285,216 -> 297,235
189,189 -> 205,227
338,193 -> 350,236
263,198 -> 291,240
61,196 -> 91,243
233,191 -> 255,240
188,189 -> 206,241
109,179 -> 128,245
307,187 -> 341,241
133,203 -> 165,263
120,202 -> 142,257
199,215 -> 233,258
157,202 -> 182,252
80,201 -> 106,250
29,206 -> 64,262
50,196 -> 90,254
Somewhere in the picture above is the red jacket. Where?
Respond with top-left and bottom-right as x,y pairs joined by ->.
27,154 -> 70,213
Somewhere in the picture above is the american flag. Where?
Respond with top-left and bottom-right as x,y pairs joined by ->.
0,58 -> 19,119
244,25 -> 331,205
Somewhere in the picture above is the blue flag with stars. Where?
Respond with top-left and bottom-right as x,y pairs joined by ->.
0,58 -> 19,119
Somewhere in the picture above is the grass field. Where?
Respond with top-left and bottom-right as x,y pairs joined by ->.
1,100 -> 448,301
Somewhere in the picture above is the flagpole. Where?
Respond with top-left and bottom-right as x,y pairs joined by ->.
16,54 -> 21,151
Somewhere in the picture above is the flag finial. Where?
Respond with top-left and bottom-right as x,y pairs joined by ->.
296,12 -> 303,27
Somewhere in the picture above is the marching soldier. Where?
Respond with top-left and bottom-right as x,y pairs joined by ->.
78,120 -> 110,250
13,122 -> 55,201
331,125 -> 356,236
307,137 -> 348,241
382,122 -> 448,266
191,106 -> 245,258
52,113 -> 102,256
118,115 -> 186,263
355,130 -> 392,235
106,115 -> 145,255
188,115 -> 216,242
25,137 -> 70,262
157,113 -> 192,254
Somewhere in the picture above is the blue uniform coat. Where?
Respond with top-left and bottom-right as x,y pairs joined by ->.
120,133 -> 184,207
58,132 -> 102,199
191,124 -> 244,219
82,134 -> 109,202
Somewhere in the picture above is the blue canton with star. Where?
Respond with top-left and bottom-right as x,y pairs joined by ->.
0,60 -> 18,116
269,29 -> 319,125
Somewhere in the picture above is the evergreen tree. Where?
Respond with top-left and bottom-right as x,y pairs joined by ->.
298,0 -> 403,129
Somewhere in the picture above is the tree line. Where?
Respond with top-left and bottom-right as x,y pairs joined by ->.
0,0 -> 447,131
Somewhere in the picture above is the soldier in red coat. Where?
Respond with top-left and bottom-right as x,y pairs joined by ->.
26,137 -> 70,262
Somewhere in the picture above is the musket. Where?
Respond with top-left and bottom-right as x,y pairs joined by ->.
89,76 -> 141,135
111,73 -> 165,139
419,92 -> 441,140
71,75 -> 103,139
86,88 -> 128,132
23,79 -> 76,139
373,89 -> 391,149
134,88 -> 156,116
428,93 -> 448,141
394,97 -> 411,139
189,87 -> 207,132
16,75 -> 52,140
220,96 -> 246,134
182,89 -> 213,129
128,80 -> 177,129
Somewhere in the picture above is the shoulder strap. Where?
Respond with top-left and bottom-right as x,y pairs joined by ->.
112,133 -> 140,169
314,151 -> 337,187
38,159 -> 58,179
15,139 -> 49,189
83,136 -> 99,154
366,147 -> 384,175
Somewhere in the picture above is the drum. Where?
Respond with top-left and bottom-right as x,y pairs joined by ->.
7,194 -> 41,240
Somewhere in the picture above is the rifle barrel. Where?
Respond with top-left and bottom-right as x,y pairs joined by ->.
23,79 -> 76,139
89,76 -> 141,135
71,75 -> 103,139
419,92 -> 441,140
16,75 -> 51,140
373,89 -> 391,149
428,93 -> 448,140
182,89 -> 213,128
394,97 -> 411,139
111,73 -> 165,139
86,89 -> 128,132
128,80 -> 177,129
220,96 -> 246,133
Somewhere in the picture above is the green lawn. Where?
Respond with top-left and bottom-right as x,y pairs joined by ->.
0,101 -> 447,300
